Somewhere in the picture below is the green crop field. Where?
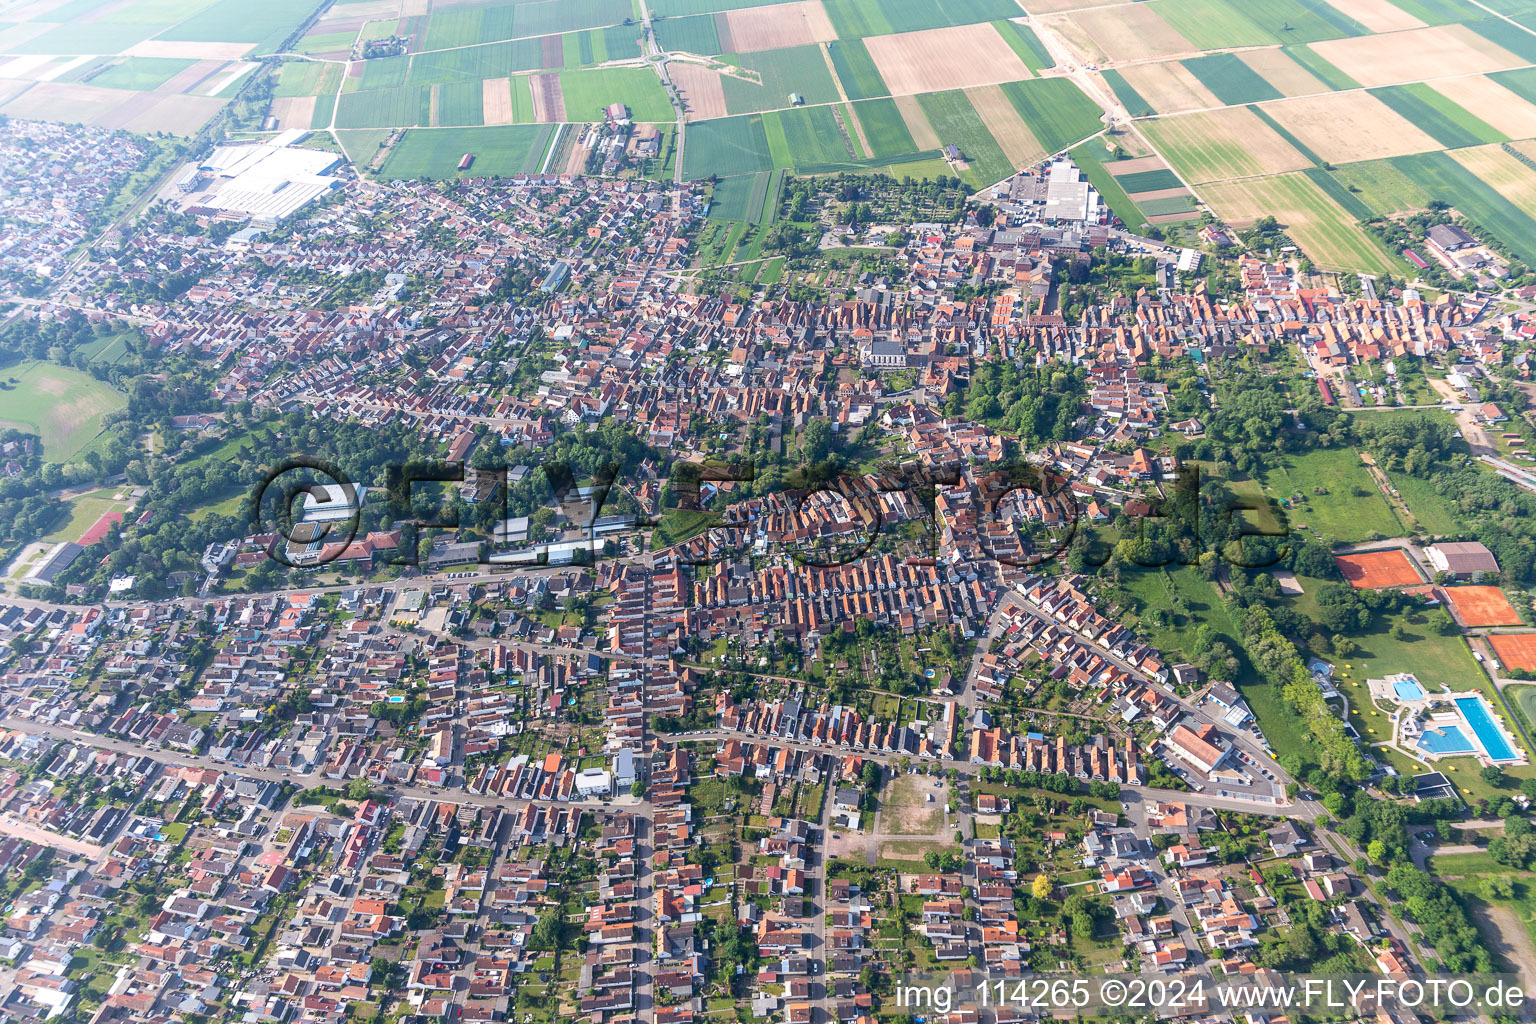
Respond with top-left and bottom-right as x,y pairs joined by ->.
997,78 -> 1102,156
655,12 -> 720,54
916,89 -> 1011,187
559,67 -> 673,121
0,361 -> 126,463
378,124 -> 554,178
650,0 -> 787,14
1152,0 -> 1364,47
436,80 -> 484,125
409,39 -> 545,85
359,56 -> 410,91
88,57 -> 194,91
1204,172 -> 1402,273
1138,194 -> 1198,217
683,114 -> 775,179
821,0 -> 895,38
274,60 -> 342,97
1182,52 -> 1282,105
1114,168 -> 1182,193
1101,69 -> 1153,117
157,0 -> 320,52
1466,15 -> 1536,62
1328,158 -> 1432,215
721,45 -> 840,115
1370,83 -> 1506,150
993,19 -> 1051,74
777,104 -> 854,170
1392,150 -> 1536,264
1302,166 -> 1374,220
822,0 -> 1022,36
424,0 -> 629,49
335,85 -> 430,129
852,98 -> 917,159
295,30 -> 354,54
708,170 -> 780,222
1492,65 -> 1536,106
1144,112 -> 1286,183
1386,0 -> 1489,21
827,39 -> 888,100
1280,44 -> 1361,90
1070,142 -> 1147,230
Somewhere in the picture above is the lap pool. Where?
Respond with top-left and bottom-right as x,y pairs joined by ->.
1454,696 -> 1518,762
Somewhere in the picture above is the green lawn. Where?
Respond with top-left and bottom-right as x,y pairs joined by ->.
44,489 -> 130,543
0,360 -> 126,463
1255,446 -> 1402,544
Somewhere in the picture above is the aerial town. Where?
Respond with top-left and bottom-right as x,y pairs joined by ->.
5,0 -> 1536,1022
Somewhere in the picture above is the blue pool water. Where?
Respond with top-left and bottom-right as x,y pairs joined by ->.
1418,725 -> 1476,755
1393,677 -> 1426,701
1455,696 -> 1518,761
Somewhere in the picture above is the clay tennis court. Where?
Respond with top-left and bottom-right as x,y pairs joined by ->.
1443,586 -> 1522,627
1335,549 -> 1422,589
1490,633 -> 1536,673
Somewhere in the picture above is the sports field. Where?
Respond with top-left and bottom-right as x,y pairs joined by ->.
1335,549 -> 1423,589
0,361 -> 126,463
1490,633 -> 1536,673
1443,586 -> 1523,628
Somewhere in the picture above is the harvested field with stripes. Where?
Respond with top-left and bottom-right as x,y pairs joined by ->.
530,72 -> 563,122
963,85 -> 1042,168
1308,24 -> 1525,89
720,0 -> 836,52
864,22 -> 1030,95
1260,91 -> 1441,163
669,61 -> 727,119
1141,107 -> 1310,184
482,77 -> 513,124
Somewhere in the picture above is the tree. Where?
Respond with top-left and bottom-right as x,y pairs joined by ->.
800,419 -> 833,464
1481,765 -> 1505,787
1032,874 -> 1052,900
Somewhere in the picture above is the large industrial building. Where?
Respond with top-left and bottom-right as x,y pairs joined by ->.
171,130 -> 341,227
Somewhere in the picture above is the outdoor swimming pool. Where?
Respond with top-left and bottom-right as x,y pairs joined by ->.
1417,725 -> 1477,755
1393,677 -> 1426,701
1454,696 -> 1518,761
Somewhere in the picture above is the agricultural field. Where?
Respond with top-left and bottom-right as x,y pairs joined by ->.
851,97 -> 917,158
1181,53 -> 1282,105
1259,90 -> 1442,164
1453,144 -> 1536,222
1151,0 -> 1367,47
0,361 -> 127,463
1325,158 -> 1433,216
682,113 -> 776,178
1429,74 -> 1536,139
915,88 -> 1012,187
720,44 -> 840,113
1389,150 -> 1536,264
863,23 -> 1031,95
1307,23 -> 1525,89
1368,82 -> 1506,149
997,77 -> 1103,155
707,168 -> 783,222
993,19 -> 1052,73
1202,173 -> 1403,274
376,123 -> 555,178
1041,4 -> 1193,64
827,39 -> 888,100
819,0 -> 1025,38
1140,107 -> 1311,184
559,67 -> 673,121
